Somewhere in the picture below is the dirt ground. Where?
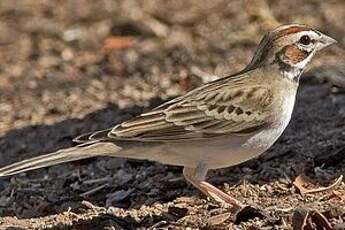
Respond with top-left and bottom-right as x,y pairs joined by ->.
0,0 -> 345,229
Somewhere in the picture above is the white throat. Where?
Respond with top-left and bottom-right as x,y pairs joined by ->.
282,51 -> 315,82
282,68 -> 303,81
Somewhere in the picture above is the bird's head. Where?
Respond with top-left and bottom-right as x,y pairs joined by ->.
246,24 -> 337,81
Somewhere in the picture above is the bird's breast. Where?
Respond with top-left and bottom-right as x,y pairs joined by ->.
244,87 -> 297,152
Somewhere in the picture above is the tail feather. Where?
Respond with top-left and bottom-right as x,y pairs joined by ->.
0,142 -> 121,177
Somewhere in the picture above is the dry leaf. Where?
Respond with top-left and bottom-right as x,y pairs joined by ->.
309,210 -> 333,230
293,174 -> 343,195
292,208 -> 309,230
103,36 -> 135,51
292,208 -> 333,230
293,174 -> 312,194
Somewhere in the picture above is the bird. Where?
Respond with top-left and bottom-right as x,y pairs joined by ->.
0,24 -> 337,209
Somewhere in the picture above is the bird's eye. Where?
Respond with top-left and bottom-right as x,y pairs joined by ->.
299,35 -> 311,45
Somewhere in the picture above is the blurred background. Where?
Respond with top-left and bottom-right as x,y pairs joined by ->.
0,0 -> 343,134
0,0 -> 345,229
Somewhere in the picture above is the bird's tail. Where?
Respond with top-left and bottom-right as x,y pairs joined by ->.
0,142 -> 121,177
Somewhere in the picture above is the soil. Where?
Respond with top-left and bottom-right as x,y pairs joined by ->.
0,0 -> 345,229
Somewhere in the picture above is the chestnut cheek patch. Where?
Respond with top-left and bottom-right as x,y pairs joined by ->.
284,45 -> 310,64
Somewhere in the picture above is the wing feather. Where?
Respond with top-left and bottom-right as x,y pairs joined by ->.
107,74 -> 274,142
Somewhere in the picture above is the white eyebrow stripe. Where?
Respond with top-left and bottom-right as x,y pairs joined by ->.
275,30 -> 320,45
294,31 -> 321,40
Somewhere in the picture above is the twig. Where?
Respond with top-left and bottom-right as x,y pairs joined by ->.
82,200 -> 98,209
81,200 -> 106,213
266,206 -> 294,213
82,177 -> 110,185
79,184 -> 107,197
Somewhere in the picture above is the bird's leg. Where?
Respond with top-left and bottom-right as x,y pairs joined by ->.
183,164 -> 243,209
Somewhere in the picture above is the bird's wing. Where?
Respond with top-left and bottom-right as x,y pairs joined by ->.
111,72 -> 274,141
75,73 -> 274,143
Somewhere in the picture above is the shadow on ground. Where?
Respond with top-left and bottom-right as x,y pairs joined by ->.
0,81 -> 345,229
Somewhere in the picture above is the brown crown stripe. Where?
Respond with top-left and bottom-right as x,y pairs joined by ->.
272,26 -> 310,40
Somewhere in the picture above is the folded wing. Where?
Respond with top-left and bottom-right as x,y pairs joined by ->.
105,76 -> 274,142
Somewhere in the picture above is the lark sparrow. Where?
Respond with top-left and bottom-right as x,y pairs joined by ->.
0,24 -> 337,209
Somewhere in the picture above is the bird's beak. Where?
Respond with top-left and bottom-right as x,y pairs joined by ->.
317,33 -> 337,50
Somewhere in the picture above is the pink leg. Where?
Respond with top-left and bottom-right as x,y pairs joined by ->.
183,166 -> 243,209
